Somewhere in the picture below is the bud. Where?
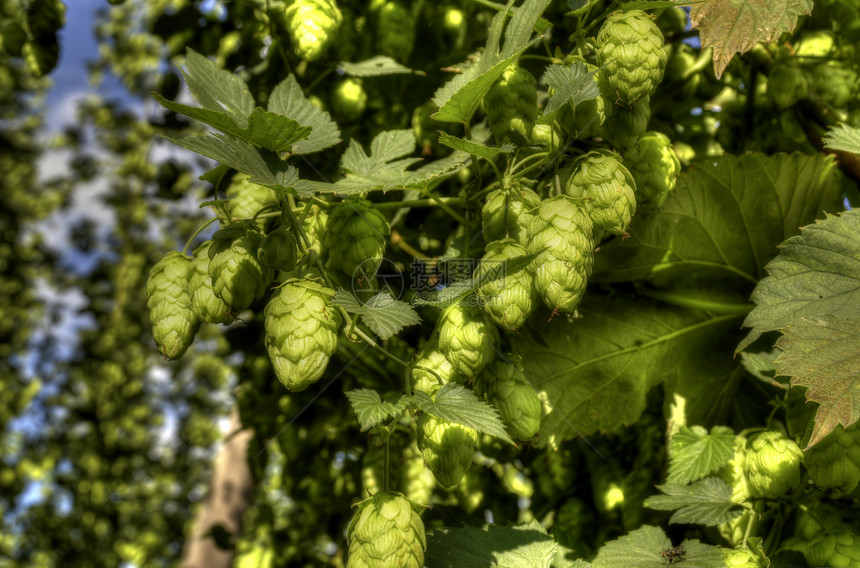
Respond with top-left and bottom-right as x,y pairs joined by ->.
476,355 -> 541,441
743,431 -> 803,499
411,339 -> 464,396
623,131 -> 680,209
332,78 -> 367,122
564,149 -> 637,235
187,241 -> 234,325
257,226 -> 298,272
484,64 -> 539,145
597,10 -> 667,104
481,186 -> 542,246
475,239 -> 538,330
804,423 -> 860,497
436,301 -> 500,378
323,198 -> 390,280
346,491 -> 425,568
417,412 -> 478,488
146,252 -> 200,359
208,220 -> 274,311
285,0 -> 343,62
723,547 -> 764,568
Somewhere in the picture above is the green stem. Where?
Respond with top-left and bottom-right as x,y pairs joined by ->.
641,290 -> 754,316
416,188 -> 468,225
383,436 -> 391,491
181,217 -> 219,255
251,204 -> 281,223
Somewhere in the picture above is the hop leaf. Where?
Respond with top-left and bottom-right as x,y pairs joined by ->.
187,241 -> 234,325
347,491 -> 426,568
285,0 -> 343,62
565,149 -> 637,235
481,186 -> 542,247
264,278 -> 342,391
803,423 -> 860,497
257,226 -> 298,271
484,64 -> 539,145
437,301 -> 500,378
418,412 -> 478,488
476,355 -> 541,442
623,131 -> 680,209
146,251 -> 200,359
323,198 -> 390,281
597,10 -> 667,104
475,239 -> 537,331
208,220 -> 274,311
743,431 -> 803,499
526,195 -> 594,313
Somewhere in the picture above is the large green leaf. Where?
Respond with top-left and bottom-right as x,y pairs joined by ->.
267,75 -> 340,154
425,520 -> 558,568
413,383 -> 514,444
178,48 -> 255,128
593,153 -> 843,298
690,0 -> 813,78
592,525 -> 724,568
667,425 -> 736,485
644,478 -> 742,526
512,295 -> 742,445
823,123 -> 860,156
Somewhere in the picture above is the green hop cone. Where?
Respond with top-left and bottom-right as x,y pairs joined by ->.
187,241 -> 234,325
257,226 -> 298,272
417,412 -> 478,488
402,441 -> 436,507
743,431 -> 803,499
476,355 -> 541,442
411,339 -> 464,396
436,301 -> 500,378
331,78 -> 367,122
225,174 -> 279,224
300,204 -> 328,257
597,10 -> 667,104
475,239 -> 537,330
623,131 -> 681,209
375,1 -> 415,61
804,530 -> 860,568
146,251 -> 200,360
803,423 -> 860,497
484,64 -> 538,145
346,490 -> 425,568
564,150 -> 637,236
602,90 -> 651,150
526,195 -> 594,313
767,60 -> 809,109
481,186 -> 541,246
208,220 -> 274,312
810,62 -> 859,109
284,0 -> 342,62
322,197 -> 390,281
723,547 -> 764,568
264,278 -> 342,391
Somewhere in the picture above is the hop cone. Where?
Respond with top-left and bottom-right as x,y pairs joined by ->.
565,150 -> 637,236
418,412 -> 478,488
767,60 -> 808,109
811,62 -> 859,108
723,548 -> 764,568
597,10 -> 667,104
402,441 -> 436,507
301,205 -> 328,257
411,338 -> 464,396
481,186 -> 541,246
804,423 -> 860,497
624,131 -> 680,208
225,175 -> 279,223
323,198 -> 390,280
208,220 -> 274,312
331,78 -> 367,122
602,90 -> 651,150
187,241 -> 233,325
526,195 -> 594,313
346,490 -> 425,568
146,251 -> 200,360
437,301 -> 500,378
743,431 -> 803,499
285,0 -> 342,62
484,64 -> 538,144
475,239 -> 537,330
257,226 -> 297,272
803,530 -> 860,568
476,355 -> 541,441
264,278 -> 341,391
375,1 -> 415,61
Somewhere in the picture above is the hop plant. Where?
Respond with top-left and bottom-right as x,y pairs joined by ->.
187,241 -> 234,325
476,355 -> 541,442
284,0 -> 342,62
623,131 -> 681,208
331,78 -> 368,122
417,412 -> 478,488
208,220 -> 274,312
346,490 -> 425,568
257,226 -> 298,272
564,150 -> 637,235
436,301 -> 500,378
322,197 -> 390,281
264,278 -> 342,391
374,1 -> 415,61
146,251 -> 200,360
526,195 -> 594,313
602,92 -> 651,150
481,186 -> 542,246
743,431 -> 803,499
411,339 -> 464,396
484,64 -> 538,144
803,423 -> 860,497
475,239 -> 537,330
225,174 -> 279,224
597,10 -> 667,104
